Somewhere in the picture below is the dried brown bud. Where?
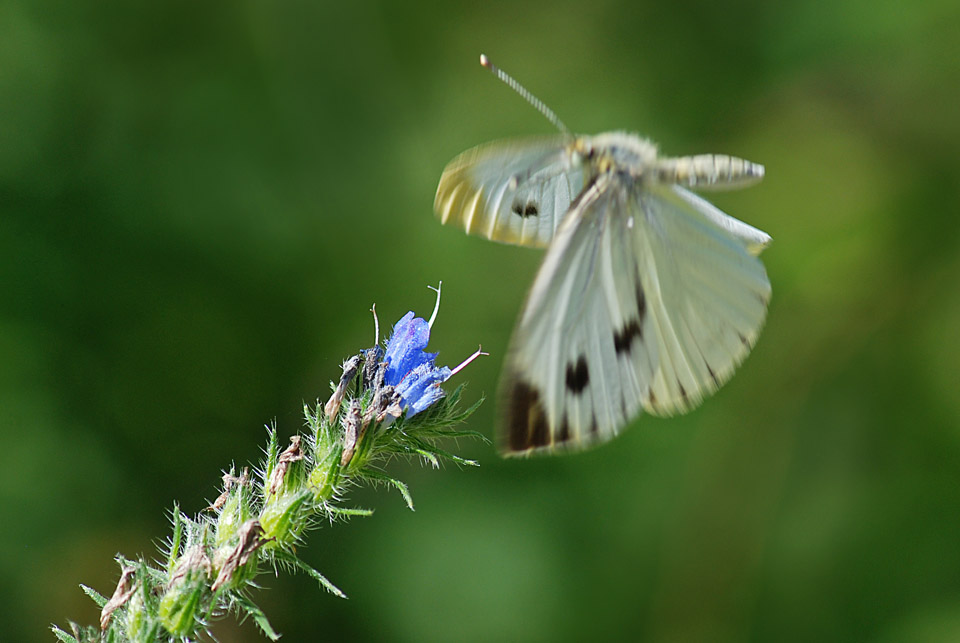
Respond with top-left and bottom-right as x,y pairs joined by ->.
212,520 -> 270,591
324,354 -> 361,420
100,565 -> 137,631
268,436 -> 303,496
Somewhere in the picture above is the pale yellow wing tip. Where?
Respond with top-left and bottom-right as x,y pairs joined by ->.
748,233 -> 772,257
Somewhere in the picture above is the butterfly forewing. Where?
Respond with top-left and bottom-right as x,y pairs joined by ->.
502,175 -> 653,453
501,172 -> 771,455
434,137 -> 584,248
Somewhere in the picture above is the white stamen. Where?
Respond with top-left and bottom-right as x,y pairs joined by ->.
427,281 -> 442,329
448,345 -> 488,379
370,304 -> 380,346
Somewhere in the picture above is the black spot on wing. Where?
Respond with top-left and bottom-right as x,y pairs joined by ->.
530,409 -> 550,448
636,282 -> 646,319
565,356 -> 590,394
507,380 -> 552,452
614,283 -> 646,355
614,319 -> 643,355
511,200 -> 539,218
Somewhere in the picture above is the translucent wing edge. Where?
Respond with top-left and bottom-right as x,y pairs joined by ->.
669,185 -> 772,256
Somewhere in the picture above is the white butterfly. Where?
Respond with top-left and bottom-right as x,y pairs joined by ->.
435,56 -> 771,455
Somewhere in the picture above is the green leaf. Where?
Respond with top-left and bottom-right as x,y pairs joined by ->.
49,626 -> 77,643
262,424 -> 280,491
234,593 -> 282,641
361,469 -> 415,510
275,550 -> 347,599
413,426 -> 488,440
80,584 -> 108,608
400,434 -> 478,467
167,503 -> 183,575
328,505 -> 375,518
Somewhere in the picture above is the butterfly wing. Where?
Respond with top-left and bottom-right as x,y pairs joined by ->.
631,183 -> 771,418
501,173 -> 652,453
434,137 -> 585,248
667,185 -> 771,256
501,174 -> 771,455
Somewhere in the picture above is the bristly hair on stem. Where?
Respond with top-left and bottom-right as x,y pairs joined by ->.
53,291 -> 485,642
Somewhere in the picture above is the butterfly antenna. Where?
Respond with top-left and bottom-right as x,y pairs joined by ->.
479,54 -> 570,136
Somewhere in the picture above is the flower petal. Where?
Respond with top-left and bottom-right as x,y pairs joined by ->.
395,363 -> 452,416
383,312 -> 436,387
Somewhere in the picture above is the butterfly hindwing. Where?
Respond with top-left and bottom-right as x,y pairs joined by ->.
434,137 -> 585,248
632,184 -> 771,418
501,175 -> 771,455
667,185 -> 771,256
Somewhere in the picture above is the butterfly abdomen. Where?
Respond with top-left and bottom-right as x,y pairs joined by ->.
654,155 -> 764,190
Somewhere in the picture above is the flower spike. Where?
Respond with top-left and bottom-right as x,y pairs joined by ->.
55,288 -> 485,641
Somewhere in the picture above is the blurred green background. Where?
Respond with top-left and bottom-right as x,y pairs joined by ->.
3,0 -> 959,640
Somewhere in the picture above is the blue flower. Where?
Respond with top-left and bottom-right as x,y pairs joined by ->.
383,311 -> 451,416
383,312 -> 438,389
382,285 -> 484,417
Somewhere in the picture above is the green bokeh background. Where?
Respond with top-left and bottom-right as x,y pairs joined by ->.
3,1 -> 959,641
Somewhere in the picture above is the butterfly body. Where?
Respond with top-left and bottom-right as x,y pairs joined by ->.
435,63 -> 771,456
